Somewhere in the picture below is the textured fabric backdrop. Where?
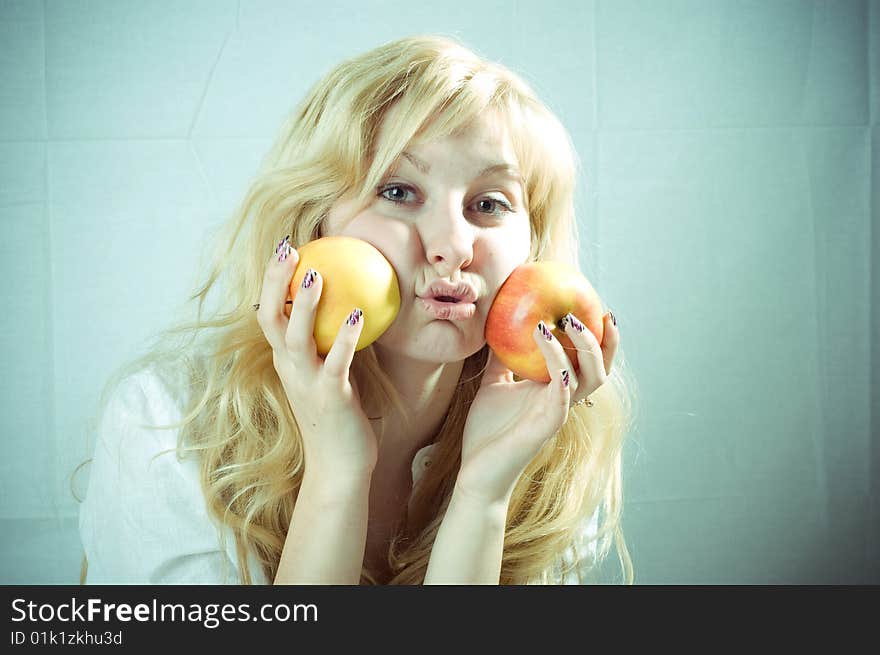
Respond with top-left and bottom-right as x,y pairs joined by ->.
0,0 -> 876,584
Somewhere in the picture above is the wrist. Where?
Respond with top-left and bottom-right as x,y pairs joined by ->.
300,468 -> 372,506
301,447 -> 376,487
426,484 -> 510,585
450,482 -> 512,518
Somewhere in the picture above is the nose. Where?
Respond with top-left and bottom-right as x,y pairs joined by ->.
419,197 -> 474,277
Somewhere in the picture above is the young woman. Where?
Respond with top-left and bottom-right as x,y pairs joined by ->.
78,34 -> 635,585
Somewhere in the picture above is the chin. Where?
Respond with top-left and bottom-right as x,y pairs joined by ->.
376,328 -> 480,365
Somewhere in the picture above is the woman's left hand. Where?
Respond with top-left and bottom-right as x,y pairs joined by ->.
456,311 -> 619,506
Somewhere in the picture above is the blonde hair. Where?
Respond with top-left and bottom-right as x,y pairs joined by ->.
77,34 -> 637,585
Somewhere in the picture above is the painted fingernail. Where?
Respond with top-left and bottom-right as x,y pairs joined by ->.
537,321 -> 553,341
277,241 -> 292,263
610,312 -> 617,327
561,369 -> 570,388
566,313 -> 585,333
275,234 -> 290,255
301,268 -> 316,289
346,308 -> 363,326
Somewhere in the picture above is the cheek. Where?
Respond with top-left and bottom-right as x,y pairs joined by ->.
486,225 -> 531,281
333,211 -> 417,286
323,195 -> 361,236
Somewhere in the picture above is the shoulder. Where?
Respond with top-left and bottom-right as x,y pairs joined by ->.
81,360 -> 199,531
91,355 -> 203,462
79,356 -> 261,583
107,360 -> 192,430
88,347 -> 230,500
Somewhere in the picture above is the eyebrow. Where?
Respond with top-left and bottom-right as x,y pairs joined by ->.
401,151 -> 523,185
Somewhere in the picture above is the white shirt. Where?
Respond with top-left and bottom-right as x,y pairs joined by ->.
79,364 -> 598,584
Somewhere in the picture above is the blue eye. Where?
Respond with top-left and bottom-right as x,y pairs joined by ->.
377,183 -> 514,217
377,184 -> 417,204
473,197 -> 513,216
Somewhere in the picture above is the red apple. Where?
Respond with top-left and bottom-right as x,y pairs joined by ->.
485,262 -> 605,383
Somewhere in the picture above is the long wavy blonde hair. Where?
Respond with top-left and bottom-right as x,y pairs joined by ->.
78,34 -> 637,585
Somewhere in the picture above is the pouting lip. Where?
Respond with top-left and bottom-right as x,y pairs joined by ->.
419,297 -> 477,320
416,279 -> 479,304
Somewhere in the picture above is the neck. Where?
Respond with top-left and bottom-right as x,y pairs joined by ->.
369,343 -> 464,460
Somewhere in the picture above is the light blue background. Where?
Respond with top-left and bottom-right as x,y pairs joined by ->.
1,0 -> 877,584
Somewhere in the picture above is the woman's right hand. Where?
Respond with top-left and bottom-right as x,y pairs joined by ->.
256,236 -> 379,483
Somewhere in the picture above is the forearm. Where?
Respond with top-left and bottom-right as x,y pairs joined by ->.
274,472 -> 371,585
424,485 -> 510,585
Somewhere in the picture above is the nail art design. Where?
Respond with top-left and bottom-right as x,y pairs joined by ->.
301,268 -> 316,289
538,321 -> 553,341
561,369 -> 570,388
277,241 -> 292,263
275,234 -> 290,255
566,313 -> 585,334
610,312 -> 617,327
346,308 -> 363,326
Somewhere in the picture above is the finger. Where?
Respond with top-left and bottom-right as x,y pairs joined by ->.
255,237 -> 300,352
322,307 -> 365,384
533,321 -> 572,421
561,313 -> 607,398
285,267 -> 322,363
600,312 -> 619,375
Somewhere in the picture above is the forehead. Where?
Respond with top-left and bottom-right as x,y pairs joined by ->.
378,103 -> 518,167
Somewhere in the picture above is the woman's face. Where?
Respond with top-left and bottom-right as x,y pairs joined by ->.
321,108 -> 532,364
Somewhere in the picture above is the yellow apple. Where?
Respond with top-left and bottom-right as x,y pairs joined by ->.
285,236 -> 400,356
485,261 -> 604,383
